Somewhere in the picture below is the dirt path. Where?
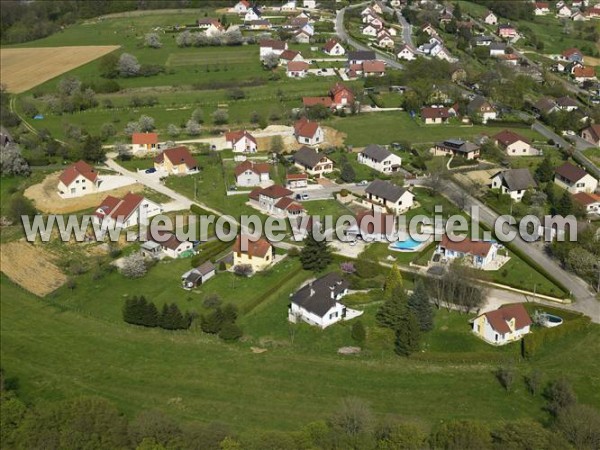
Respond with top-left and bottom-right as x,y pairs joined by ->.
0,241 -> 67,297
24,172 -> 144,214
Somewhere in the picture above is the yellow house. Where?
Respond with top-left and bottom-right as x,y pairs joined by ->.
232,235 -> 274,272
153,146 -> 198,175
472,304 -> 532,345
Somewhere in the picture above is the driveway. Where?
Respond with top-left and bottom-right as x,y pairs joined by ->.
408,178 -> 599,321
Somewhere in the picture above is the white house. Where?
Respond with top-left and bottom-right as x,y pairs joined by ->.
93,193 -> 162,230
397,44 -> 417,61
281,0 -> 297,11
234,160 -> 271,187
365,179 -> 414,214
181,262 -> 216,289
287,60 -> 310,77
293,146 -> 334,177
249,185 -> 305,218
289,273 -> 360,329
286,173 -> 308,189
554,162 -> 599,194
493,130 -> 538,156
573,192 -> 600,215
259,39 -> 288,60
472,304 -> 532,345
437,234 -> 497,269
377,32 -> 395,48
147,231 -> 194,259
483,11 -> 498,25
131,132 -> 159,152
231,0 -> 250,13
244,6 -> 262,22
358,144 -> 402,173
294,118 -> 324,146
225,130 -> 258,153
467,96 -> 497,124
362,23 -> 381,36
322,38 -> 345,56
303,0 -> 317,8
557,5 -> 572,17
534,2 -> 550,15
57,160 -> 100,198
490,168 -> 537,202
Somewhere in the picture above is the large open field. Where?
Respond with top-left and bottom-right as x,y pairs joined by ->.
0,46 -> 120,93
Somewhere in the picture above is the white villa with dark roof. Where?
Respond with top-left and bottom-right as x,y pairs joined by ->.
288,273 -> 362,328
365,179 -> 414,214
431,139 -> 480,160
357,144 -> 402,173
554,162 -> 598,194
490,168 -> 537,202
293,146 -> 333,176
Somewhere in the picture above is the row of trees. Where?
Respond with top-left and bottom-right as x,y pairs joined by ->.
376,265 -> 435,356
4,372 -> 596,450
176,28 -> 244,48
123,296 -> 193,330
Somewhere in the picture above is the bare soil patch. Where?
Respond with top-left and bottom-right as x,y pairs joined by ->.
454,168 -> 498,189
0,241 -> 67,296
1,46 -> 120,93
24,172 -> 144,214
255,126 -> 346,153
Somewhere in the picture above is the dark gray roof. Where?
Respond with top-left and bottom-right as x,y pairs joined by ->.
467,96 -> 493,113
348,50 -> 376,61
360,144 -> 392,162
490,42 -> 506,51
365,179 -> 409,202
534,97 -> 557,113
556,96 -> 578,108
473,35 -> 493,42
291,273 -> 349,317
437,139 -> 480,154
493,168 -> 537,191
196,261 -> 215,276
293,146 -> 322,169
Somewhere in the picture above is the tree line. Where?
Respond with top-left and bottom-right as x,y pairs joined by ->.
123,296 -> 193,330
2,366 -> 598,450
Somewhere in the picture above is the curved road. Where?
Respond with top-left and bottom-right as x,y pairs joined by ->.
408,178 -> 599,321
335,6 -> 404,70
395,10 -> 414,47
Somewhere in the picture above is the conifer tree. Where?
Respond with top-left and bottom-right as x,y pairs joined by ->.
535,154 -> 554,183
201,307 -> 225,334
300,230 -> 332,273
394,309 -> 421,356
383,264 -> 403,300
376,287 -> 407,330
351,321 -> 366,345
407,280 -> 434,332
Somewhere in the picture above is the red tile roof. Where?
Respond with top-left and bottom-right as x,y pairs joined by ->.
234,160 -> 270,177
322,38 -> 340,52
275,196 -> 295,209
225,130 -> 257,145
259,184 -> 293,199
233,235 -> 272,258
573,66 -> 595,78
95,192 -> 144,223
573,192 -> 600,206
583,124 -> 600,142
287,61 -> 309,72
59,160 -> 98,186
155,146 -> 197,170
303,96 -> 334,108
363,60 -> 386,73
562,47 -> 582,58
493,129 -> 530,146
248,187 -> 262,201
132,132 -> 158,145
259,39 -> 286,50
421,107 -> 450,119
440,234 -> 493,258
279,49 -> 300,61
483,304 -> 532,334
286,173 -> 308,180
294,117 -> 321,139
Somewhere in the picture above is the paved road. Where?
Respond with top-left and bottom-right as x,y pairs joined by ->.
335,6 -> 404,70
408,178 -> 599,321
395,9 -> 414,47
531,121 -> 600,179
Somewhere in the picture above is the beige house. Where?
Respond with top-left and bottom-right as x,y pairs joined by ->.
554,162 -> 598,194
293,146 -> 334,177
493,130 -> 539,156
154,147 -> 198,175
232,235 -> 274,272
365,179 -> 415,214
57,160 -> 100,198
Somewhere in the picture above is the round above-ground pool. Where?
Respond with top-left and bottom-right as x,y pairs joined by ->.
389,237 -> 429,252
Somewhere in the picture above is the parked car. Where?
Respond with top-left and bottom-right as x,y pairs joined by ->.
296,193 -> 309,200
357,180 -> 368,186
145,168 -> 156,174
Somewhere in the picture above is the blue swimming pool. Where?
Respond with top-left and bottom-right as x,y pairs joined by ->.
391,238 -> 423,251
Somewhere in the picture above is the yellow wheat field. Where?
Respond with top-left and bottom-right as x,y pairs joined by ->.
0,46 -> 120,93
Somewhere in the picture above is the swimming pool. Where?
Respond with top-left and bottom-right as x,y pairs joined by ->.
389,237 -> 428,252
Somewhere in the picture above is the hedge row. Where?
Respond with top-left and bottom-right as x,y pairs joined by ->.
521,315 -> 591,358
190,240 -> 231,268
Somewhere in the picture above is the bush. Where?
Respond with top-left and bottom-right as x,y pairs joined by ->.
218,322 -> 243,341
355,258 -> 380,279
120,252 -> 147,279
522,315 -> 591,358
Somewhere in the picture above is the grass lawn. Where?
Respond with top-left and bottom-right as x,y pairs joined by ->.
327,112 -> 544,147
583,147 -> 600,165
3,273 -> 599,432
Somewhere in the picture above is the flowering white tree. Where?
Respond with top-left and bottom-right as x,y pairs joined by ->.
145,33 -> 162,49
185,119 -> 201,136
118,53 -> 141,77
120,252 -> 147,278
0,144 -> 30,176
138,115 -> 155,132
